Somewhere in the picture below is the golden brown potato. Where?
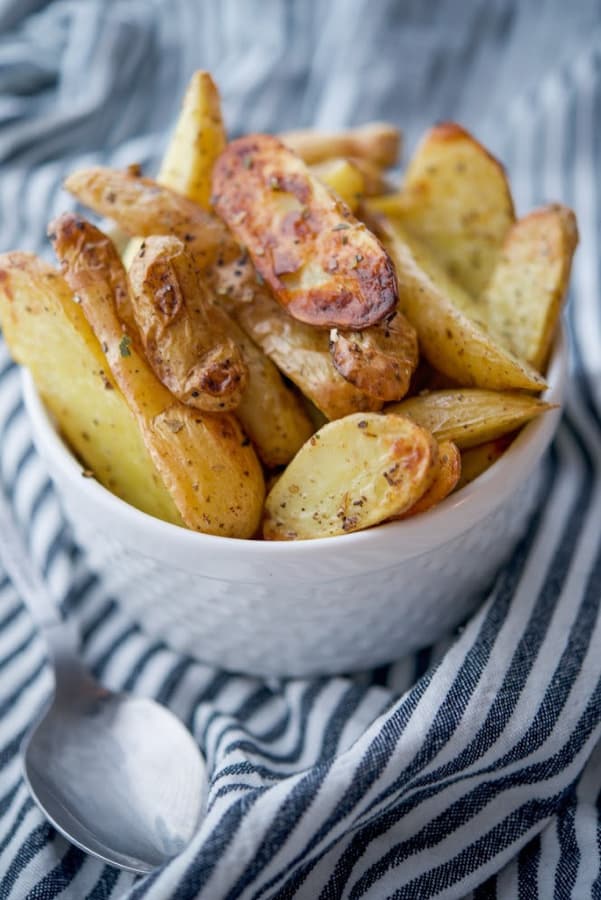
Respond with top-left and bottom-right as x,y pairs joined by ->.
347,157 -> 393,196
64,167 -> 230,268
483,204 -> 578,371
157,70 -> 226,211
329,309 -> 418,402
375,217 -> 548,392
0,252 -> 182,525
212,134 -> 398,329
394,440 -> 461,519
49,213 -> 264,538
129,236 -> 248,411
370,123 -> 515,296
280,122 -> 401,167
219,285 -> 382,420
309,158 -> 366,211
456,435 -> 514,490
263,412 -> 438,540
388,389 -> 553,449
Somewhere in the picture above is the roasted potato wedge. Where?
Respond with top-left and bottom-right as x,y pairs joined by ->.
483,204 -> 578,371
49,214 -> 264,538
0,252 -> 183,525
64,167 -> 230,268
129,236 -> 248,411
370,123 -> 515,296
376,217 -> 548,392
456,435 -> 514,490
329,309 -> 418,402
212,134 -> 398,329
395,440 -> 461,519
219,285 -> 382,420
388,389 -> 552,449
263,412 -> 438,540
310,158 -> 365,211
220,314 -> 314,467
157,70 -> 226,211
280,122 -> 401,167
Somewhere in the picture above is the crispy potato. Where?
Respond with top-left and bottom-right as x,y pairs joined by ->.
310,158 -> 365,211
129,236 -> 247,411
388,388 -> 552,449
0,252 -> 182,525
483,204 -> 578,371
394,440 -> 461,519
64,167 -> 230,268
219,285 -> 382,420
347,157 -> 393,196
212,134 -> 398,329
329,309 -> 418,402
280,122 -> 401,167
157,70 -> 226,211
49,214 -> 264,538
370,123 -> 515,296
375,216 -> 548,392
263,412 -> 438,540
456,435 -> 514,490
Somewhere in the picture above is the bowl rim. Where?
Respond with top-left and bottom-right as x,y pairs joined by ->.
21,324 -> 567,582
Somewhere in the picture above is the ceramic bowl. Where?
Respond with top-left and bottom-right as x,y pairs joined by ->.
21,326 -> 567,677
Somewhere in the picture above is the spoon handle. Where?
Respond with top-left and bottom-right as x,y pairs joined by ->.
0,485 -> 62,629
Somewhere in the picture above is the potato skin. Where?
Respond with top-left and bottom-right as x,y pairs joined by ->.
330,309 -> 418,402
212,134 -> 398,329
49,214 -> 265,538
457,435 -> 514,490
129,236 -> 248,411
263,412 -> 439,540
0,252 -> 182,525
388,389 -> 553,449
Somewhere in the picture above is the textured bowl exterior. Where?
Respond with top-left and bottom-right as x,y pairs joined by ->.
21,328 -> 566,677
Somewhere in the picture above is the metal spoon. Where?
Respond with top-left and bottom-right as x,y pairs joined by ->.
0,488 -> 207,873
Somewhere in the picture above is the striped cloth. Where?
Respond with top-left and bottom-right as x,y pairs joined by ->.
1,2 -> 600,897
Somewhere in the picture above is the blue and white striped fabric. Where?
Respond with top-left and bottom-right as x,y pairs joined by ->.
1,2 -> 601,897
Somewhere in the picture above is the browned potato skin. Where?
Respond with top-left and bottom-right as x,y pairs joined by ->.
219,284 -> 382,420
394,440 -> 461,519
388,389 -> 553,449
129,236 -> 248,411
49,213 -> 264,538
484,204 -> 578,371
281,123 -> 401,167
329,309 -> 418,402
212,134 -> 398,329
385,122 -> 515,296
263,412 -> 439,540
64,167 -> 230,268
375,216 -> 548,392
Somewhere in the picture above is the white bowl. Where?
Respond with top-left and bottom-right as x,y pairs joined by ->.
21,327 -> 566,677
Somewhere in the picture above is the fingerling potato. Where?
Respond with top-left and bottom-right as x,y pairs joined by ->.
329,309 -> 418,402
263,412 -> 439,540
483,204 -> 578,371
129,236 -> 248,411
310,158 -> 366,211
0,252 -> 182,525
394,440 -> 461,519
388,389 -> 553,449
49,213 -> 264,538
212,133 -> 398,329
456,435 -> 514,489
280,122 -> 401,167
376,216 -> 548,392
